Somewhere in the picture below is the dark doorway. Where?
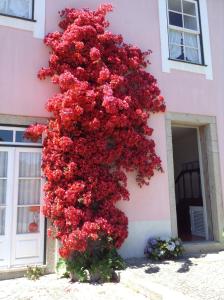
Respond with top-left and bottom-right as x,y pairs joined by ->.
172,126 -> 206,241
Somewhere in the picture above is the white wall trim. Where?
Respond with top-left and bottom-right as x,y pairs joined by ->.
0,0 -> 45,39
33,0 -> 45,39
158,0 -> 170,73
158,0 -> 213,80
165,112 -> 224,243
199,0 -> 213,80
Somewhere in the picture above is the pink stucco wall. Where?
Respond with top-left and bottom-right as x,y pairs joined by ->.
0,0 -> 224,231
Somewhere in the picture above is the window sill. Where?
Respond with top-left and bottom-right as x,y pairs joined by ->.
168,58 -> 207,67
168,58 -> 209,77
0,14 -> 35,32
0,13 -> 36,22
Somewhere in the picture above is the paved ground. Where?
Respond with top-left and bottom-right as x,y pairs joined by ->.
125,251 -> 224,300
1,251 -> 224,300
0,273 -> 148,300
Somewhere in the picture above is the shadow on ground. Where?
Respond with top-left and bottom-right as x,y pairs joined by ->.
125,252 -> 212,274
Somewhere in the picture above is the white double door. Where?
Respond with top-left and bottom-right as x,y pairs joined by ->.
0,147 -> 44,268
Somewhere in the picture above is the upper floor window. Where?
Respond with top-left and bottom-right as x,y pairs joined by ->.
0,0 -> 34,20
0,0 -> 34,21
167,0 -> 203,64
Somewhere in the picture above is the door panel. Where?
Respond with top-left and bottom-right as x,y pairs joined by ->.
12,148 -> 44,266
0,147 -> 44,269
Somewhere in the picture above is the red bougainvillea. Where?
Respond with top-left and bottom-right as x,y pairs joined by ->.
26,4 -> 165,259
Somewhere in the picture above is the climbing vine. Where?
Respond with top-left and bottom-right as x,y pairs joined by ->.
26,4 -> 165,259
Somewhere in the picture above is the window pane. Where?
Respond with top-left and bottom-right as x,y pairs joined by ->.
0,207 -> 6,235
18,179 -> 41,205
8,0 -> 32,19
0,130 -> 13,142
0,152 -> 8,177
19,152 -> 41,177
184,15 -> 198,30
183,1 -> 196,16
0,0 -> 7,14
184,32 -> 198,48
0,180 -> 7,205
16,131 -> 42,144
169,11 -> 183,27
169,30 -> 183,45
17,206 -> 40,234
168,0 -> 182,12
169,45 -> 184,60
185,47 -> 200,63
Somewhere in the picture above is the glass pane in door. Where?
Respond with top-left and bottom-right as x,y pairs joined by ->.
0,180 -> 7,205
0,207 -> 6,235
0,151 -> 8,236
17,206 -> 40,234
17,152 -> 41,234
18,179 -> 41,205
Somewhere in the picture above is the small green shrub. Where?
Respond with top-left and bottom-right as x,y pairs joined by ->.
88,248 -> 126,282
56,258 -> 70,278
25,265 -> 44,280
144,237 -> 184,260
56,245 -> 126,283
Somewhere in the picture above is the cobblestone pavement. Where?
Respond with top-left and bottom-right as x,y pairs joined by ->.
1,251 -> 224,300
125,251 -> 224,300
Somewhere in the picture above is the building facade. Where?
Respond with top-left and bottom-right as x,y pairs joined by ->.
0,0 -> 224,278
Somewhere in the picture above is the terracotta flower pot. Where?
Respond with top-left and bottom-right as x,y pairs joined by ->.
28,222 -> 38,233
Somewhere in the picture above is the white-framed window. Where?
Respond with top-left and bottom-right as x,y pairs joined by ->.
158,0 -> 213,79
0,0 -> 45,39
167,0 -> 202,65
0,0 -> 34,21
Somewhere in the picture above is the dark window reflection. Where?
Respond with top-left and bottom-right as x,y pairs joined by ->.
0,130 -> 13,142
169,12 -> 183,27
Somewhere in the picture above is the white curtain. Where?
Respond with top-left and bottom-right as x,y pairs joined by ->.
0,208 -> 5,235
17,152 -> 41,234
169,30 -> 199,63
0,151 -> 7,178
18,179 -> 40,205
184,32 -> 198,48
0,179 -> 6,206
0,0 -> 32,18
185,47 -> 199,63
19,152 -> 41,178
169,29 -> 182,45
0,152 -> 7,236
169,30 -> 183,60
184,32 -> 199,63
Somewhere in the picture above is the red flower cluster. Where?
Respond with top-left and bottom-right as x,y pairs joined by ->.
26,4 -> 165,258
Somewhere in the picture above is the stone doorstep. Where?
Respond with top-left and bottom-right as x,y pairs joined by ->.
120,271 -> 195,300
183,241 -> 224,256
0,265 -> 47,281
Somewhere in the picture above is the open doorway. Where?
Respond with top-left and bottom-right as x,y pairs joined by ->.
172,126 -> 208,242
